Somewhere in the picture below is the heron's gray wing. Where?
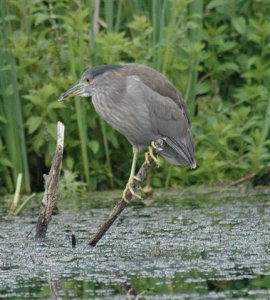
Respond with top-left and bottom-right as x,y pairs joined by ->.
124,64 -> 191,125
126,76 -> 195,167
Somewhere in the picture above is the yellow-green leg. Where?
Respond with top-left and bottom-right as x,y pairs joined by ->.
128,147 -> 139,184
123,147 -> 142,201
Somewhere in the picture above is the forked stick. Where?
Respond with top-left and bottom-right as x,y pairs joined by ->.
89,139 -> 164,246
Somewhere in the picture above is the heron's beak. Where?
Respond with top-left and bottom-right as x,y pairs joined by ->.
58,82 -> 86,101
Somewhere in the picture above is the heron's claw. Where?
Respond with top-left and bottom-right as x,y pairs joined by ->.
129,185 -> 142,199
122,178 -> 142,202
132,176 -> 142,183
151,141 -> 158,149
146,146 -> 160,167
151,139 -> 164,153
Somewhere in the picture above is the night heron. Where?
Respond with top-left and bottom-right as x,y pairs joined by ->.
59,64 -> 196,195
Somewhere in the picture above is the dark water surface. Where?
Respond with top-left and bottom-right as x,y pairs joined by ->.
0,187 -> 270,299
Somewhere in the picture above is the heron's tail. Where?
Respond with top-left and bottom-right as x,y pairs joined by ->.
160,136 -> 196,168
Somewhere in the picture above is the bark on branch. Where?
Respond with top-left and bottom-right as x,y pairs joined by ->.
35,122 -> 65,239
89,139 -> 164,246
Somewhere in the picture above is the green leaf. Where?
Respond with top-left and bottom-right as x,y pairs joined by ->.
66,155 -> 74,170
35,13 -> 49,26
47,123 -> 57,138
23,94 -> 41,106
206,0 -> 227,10
232,17 -> 246,35
196,81 -> 211,95
0,115 -> 7,124
47,101 -> 65,112
217,62 -> 239,72
89,140 -> 99,155
26,116 -> 43,134
0,157 -> 13,168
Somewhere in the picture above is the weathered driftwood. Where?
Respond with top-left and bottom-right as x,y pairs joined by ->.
35,122 -> 65,239
89,139 -> 164,246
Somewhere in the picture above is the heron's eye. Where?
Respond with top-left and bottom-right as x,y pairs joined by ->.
85,77 -> 91,84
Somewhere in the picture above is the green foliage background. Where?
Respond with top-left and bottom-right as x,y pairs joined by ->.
0,0 -> 270,194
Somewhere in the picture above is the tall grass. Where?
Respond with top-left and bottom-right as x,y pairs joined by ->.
185,0 -> 203,117
66,31 -> 91,190
259,91 -> 270,150
91,0 -> 115,188
0,1 -> 30,193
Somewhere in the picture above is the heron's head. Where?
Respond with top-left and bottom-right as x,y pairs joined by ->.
59,64 -> 123,101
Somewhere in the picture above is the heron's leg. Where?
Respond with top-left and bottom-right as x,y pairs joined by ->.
123,147 -> 142,201
128,147 -> 139,184
145,143 -> 160,166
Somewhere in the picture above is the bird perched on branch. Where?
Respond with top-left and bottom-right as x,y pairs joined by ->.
59,64 -> 196,194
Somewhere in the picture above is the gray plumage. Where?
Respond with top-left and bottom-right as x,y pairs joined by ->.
59,64 -> 196,169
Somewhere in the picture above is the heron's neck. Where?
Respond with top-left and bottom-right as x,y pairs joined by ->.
91,80 -> 123,120
92,73 -> 124,101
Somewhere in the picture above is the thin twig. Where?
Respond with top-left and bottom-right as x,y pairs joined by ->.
230,173 -> 255,186
89,139 -> 164,246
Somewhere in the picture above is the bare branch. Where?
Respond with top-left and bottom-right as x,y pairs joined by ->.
35,122 -> 65,239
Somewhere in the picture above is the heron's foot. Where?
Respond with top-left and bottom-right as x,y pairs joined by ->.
122,179 -> 142,202
151,141 -> 158,150
132,176 -> 142,183
151,139 -> 164,152
145,146 -> 160,166
143,184 -> 154,195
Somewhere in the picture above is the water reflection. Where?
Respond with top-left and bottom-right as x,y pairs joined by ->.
114,271 -> 142,299
48,277 -> 64,299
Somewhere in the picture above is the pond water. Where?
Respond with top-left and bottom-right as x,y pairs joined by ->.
0,187 -> 270,299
